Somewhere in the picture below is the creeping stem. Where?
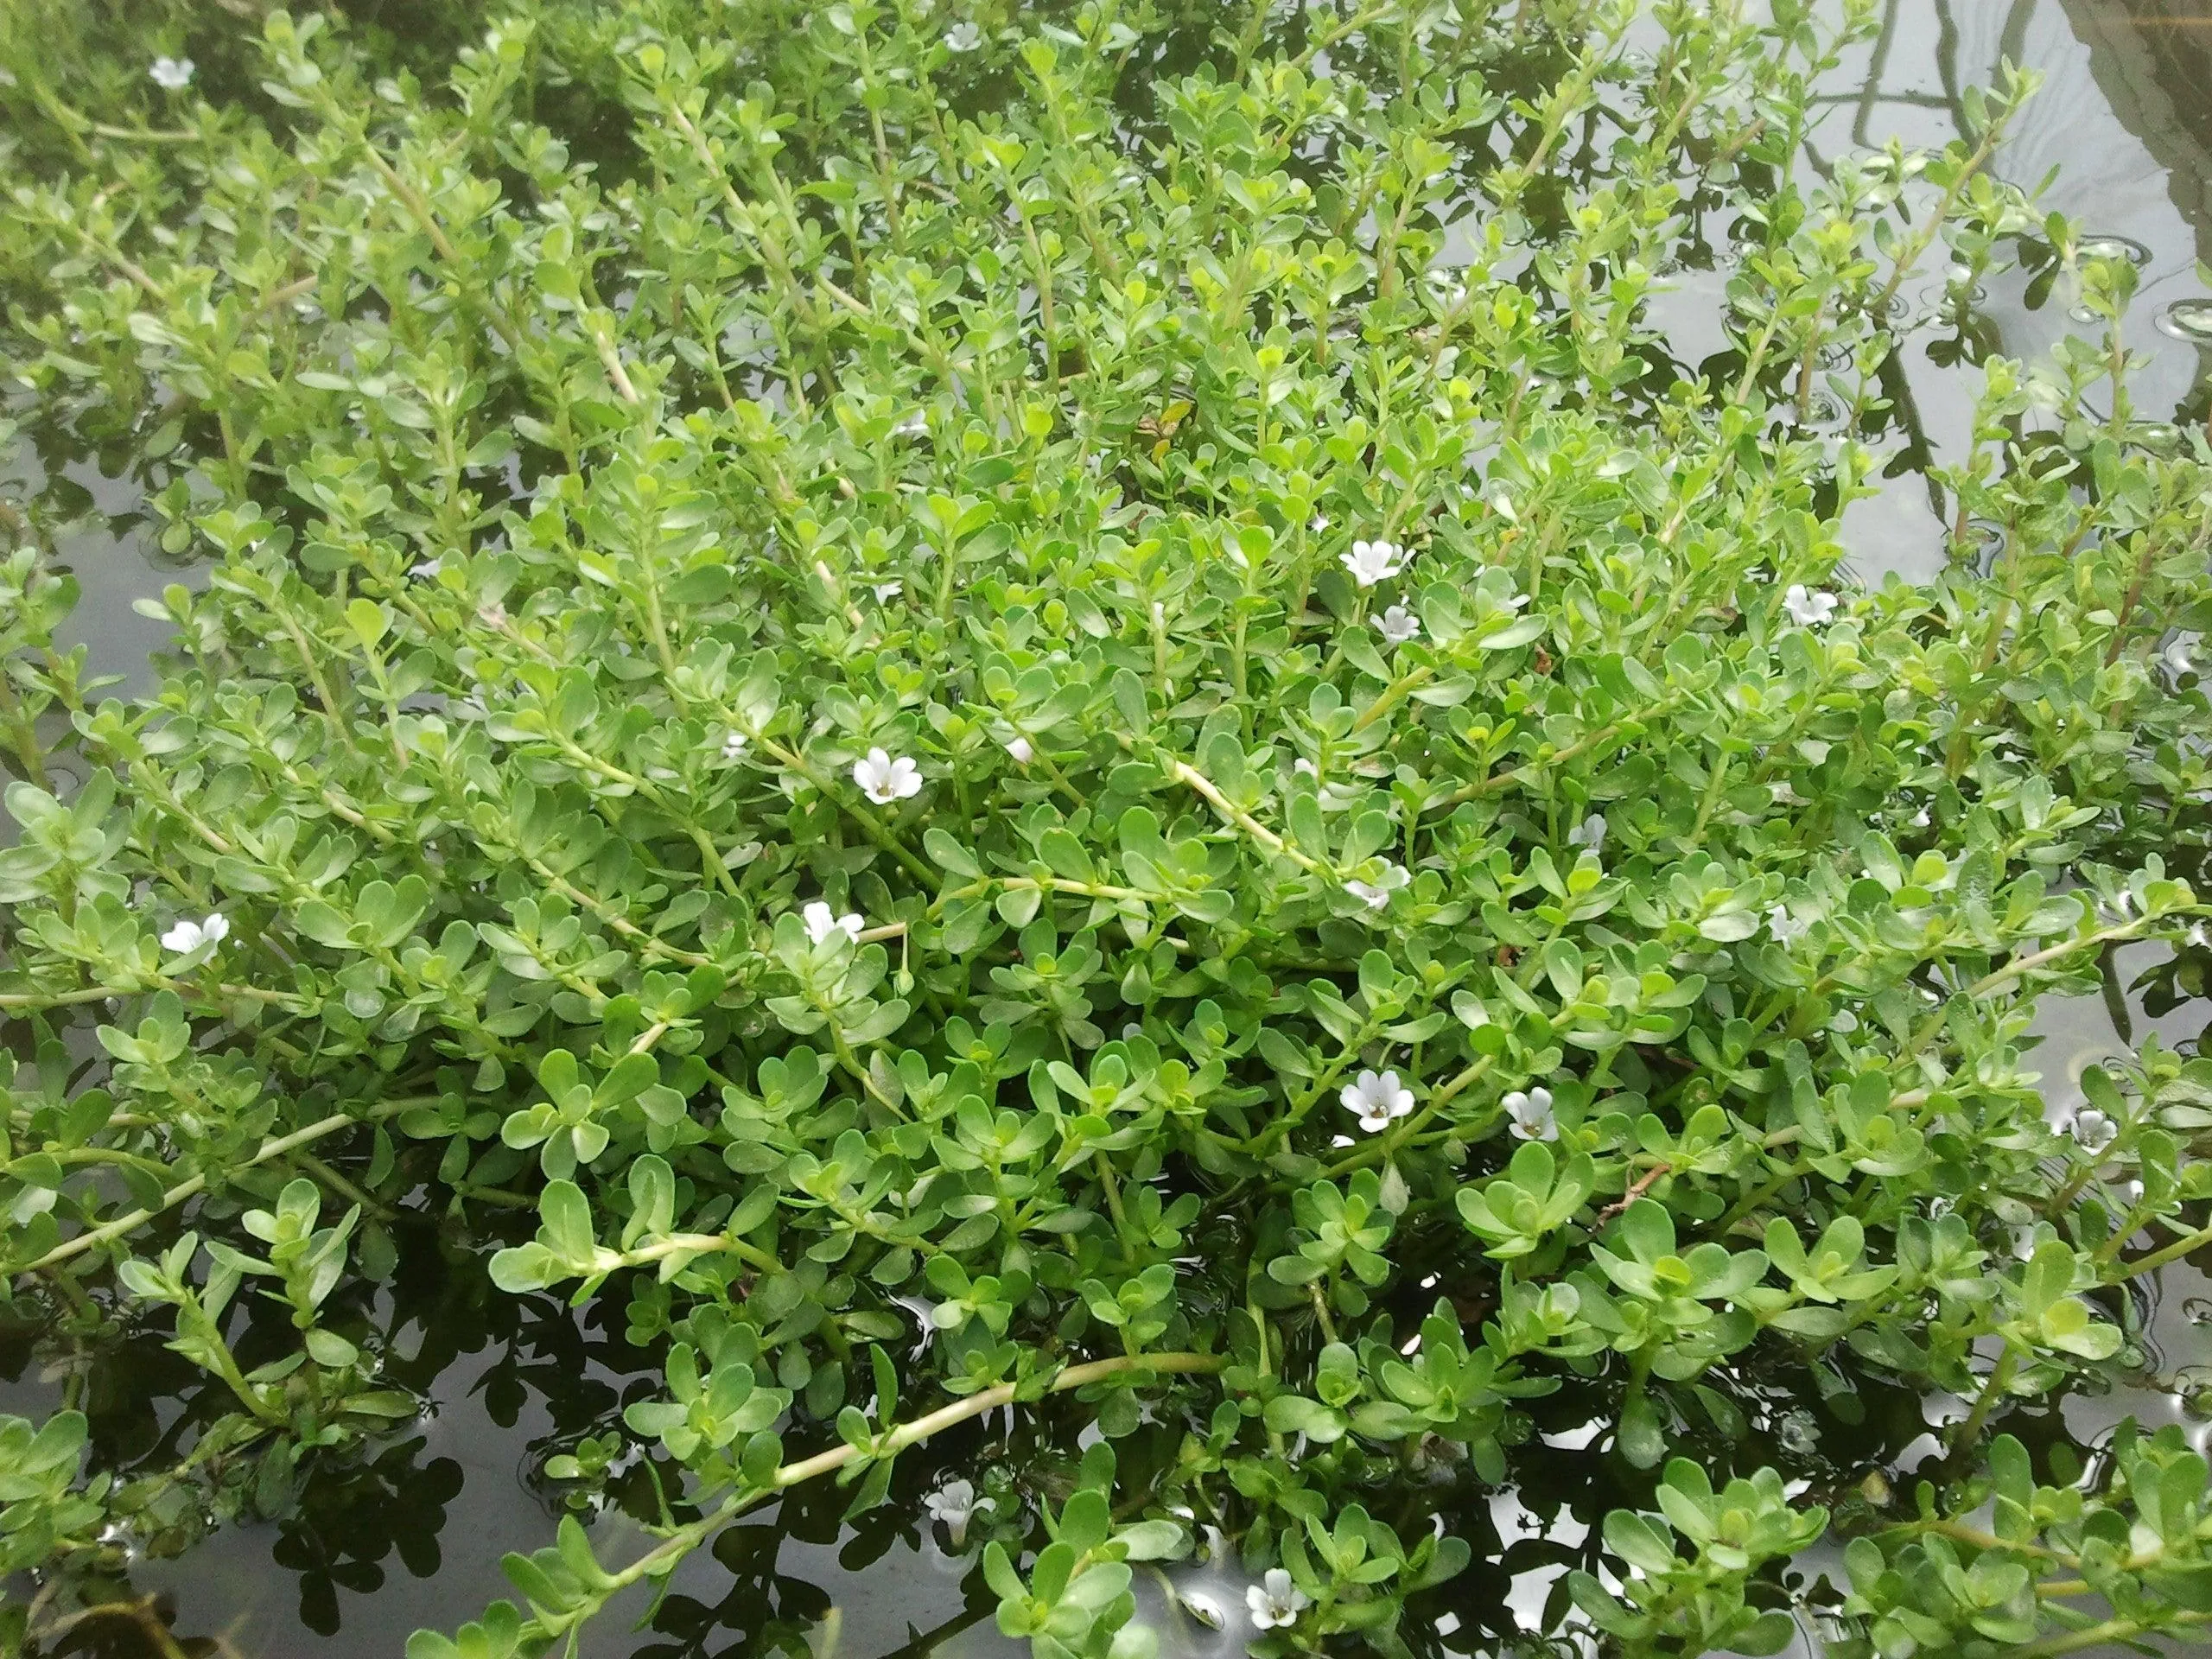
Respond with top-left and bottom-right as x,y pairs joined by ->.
18,1099 -> 429,1275
570,1351 -> 1225,1617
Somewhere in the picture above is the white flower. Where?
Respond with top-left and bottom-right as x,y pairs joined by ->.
1783,584 -> 1839,627
721,731 -> 750,762
1566,814 -> 1606,853
1767,906 -> 1809,945
1372,604 -> 1421,645
1340,1069 -> 1414,1134
872,581 -> 903,602
2119,1179 -> 2144,1206
1343,863 -> 1407,912
1005,735 -> 1034,764
1503,1086 -> 1556,1141
410,557 -> 443,580
893,411 -> 927,437
1246,1568 -> 1310,1630
2071,1109 -> 2119,1154
159,912 -> 230,955
803,901 -> 863,946
149,57 -> 195,90
923,1478 -> 991,1547
1294,757 -> 1318,777
944,21 -> 982,50
1340,538 -> 1407,588
1310,512 -> 1329,532
853,747 -> 923,804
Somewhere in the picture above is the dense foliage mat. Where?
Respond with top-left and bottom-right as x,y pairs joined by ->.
5,1 -> 2212,1655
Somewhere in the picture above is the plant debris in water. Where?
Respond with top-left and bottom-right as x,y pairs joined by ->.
3,2 -> 2212,1657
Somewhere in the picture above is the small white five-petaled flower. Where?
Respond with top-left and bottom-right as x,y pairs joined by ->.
872,581 -> 903,602
2071,1109 -> 2119,1154
1372,604 -> 1421,645
1340,538 -> 1407,588
1343,863 -> 1406,912
410,557 -> 443,580
149,57 -> 195,90
853,747 -> 923,804
1503,1086 -> 1557,1141
1766,906 -> 1809,946
1005,735 -> 1034,764
802,902 -> 863,946
1783,584 -> 1838,627
721,732 -> 749,762
1246,1568 -> 1310,1630
923,1478 -> 991,1547
160,912 -> 230,954
1566,814 -> 1606,853
1340,1069 -> 1414,1134
944,21 -> 982,50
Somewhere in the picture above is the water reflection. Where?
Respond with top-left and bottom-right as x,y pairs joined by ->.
4,3 -> 2212,1656
1815,0 -> 2212,579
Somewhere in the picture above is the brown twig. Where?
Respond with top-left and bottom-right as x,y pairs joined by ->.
1595,1162 -> 1672,1224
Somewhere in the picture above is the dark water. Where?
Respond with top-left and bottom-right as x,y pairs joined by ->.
5,3 -> 2212,1656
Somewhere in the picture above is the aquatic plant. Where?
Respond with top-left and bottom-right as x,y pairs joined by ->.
3,1 -> 2212,1655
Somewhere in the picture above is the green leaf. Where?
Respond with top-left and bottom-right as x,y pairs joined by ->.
1263,1395 -> 1347,1441
925,828 -> 981,876
538,1181 -> 596,1266
1618,1390 -> 1666,1469
1601,1510 -> 1677,1574
346,597 -> 391,649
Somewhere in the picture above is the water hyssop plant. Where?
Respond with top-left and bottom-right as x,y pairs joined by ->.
3,2 -> 2212,1656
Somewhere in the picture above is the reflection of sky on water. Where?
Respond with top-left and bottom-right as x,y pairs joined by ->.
1670,0 -> 2212,582
1849,0 -> 2212,575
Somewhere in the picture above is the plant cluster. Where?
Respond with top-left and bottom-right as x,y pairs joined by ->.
3,2 -> 2212,1656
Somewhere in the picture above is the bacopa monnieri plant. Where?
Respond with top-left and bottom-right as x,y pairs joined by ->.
4,3 -> 2212,1656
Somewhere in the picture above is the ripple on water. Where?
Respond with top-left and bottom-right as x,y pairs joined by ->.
2079,233 -> 2153,266
2156,299 -> 2212,343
